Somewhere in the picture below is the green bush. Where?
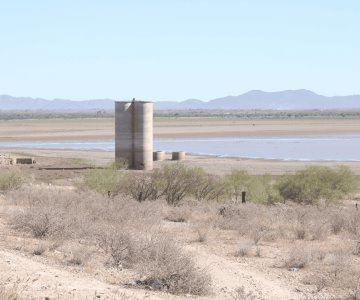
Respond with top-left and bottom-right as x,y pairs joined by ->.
277,166 -> 358,204
246,174 -> 281,204
83,165 -> 125,195
188,167 -> 225,202
0,170 -> 26,191
224,169 -> 280,203
224,169 -> 251,202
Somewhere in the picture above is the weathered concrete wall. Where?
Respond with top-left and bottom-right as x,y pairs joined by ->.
115,100 -> 153,170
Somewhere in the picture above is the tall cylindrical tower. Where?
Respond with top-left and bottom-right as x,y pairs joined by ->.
115,100 -> 153,170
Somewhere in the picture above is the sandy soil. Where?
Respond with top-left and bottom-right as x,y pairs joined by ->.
2,118 -> 360,140
0,192 -> 315,300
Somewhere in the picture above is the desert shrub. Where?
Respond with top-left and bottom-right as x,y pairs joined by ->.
277,166 -> 358,204
0,170 -> 26,191
154,164 -> 199,206
224,170 -> 280,204
246,174 -> 282,204
0,285 -> 21,300
94,225 -> 135,268
12,206 -> 68,238
191,168 -> 226,202
32,243 -> 47,256
345,211 -> 360,236
164,206 -> 190,223
230,287 -> 257,300
135,236 -> 211,295
83,166 -> 125,196
224,169 -> 251,202
234,240 -> 253,257
193,222 -> 211,243
124,172 -> 161,202
329,210 -> 347,234
284,246 -> 310,269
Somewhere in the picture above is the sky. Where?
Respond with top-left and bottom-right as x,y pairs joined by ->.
0,1 -> 359,102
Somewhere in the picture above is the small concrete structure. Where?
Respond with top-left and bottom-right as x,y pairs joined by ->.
14,157 -> 35,164
115,99 -> 153,170
172,151 -> 186,161
153,151 -> 165,161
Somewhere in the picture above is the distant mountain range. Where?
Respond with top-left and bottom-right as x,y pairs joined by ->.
1,90 -> 360,111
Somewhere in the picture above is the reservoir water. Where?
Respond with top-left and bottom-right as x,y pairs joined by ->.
1,133 -> 360,161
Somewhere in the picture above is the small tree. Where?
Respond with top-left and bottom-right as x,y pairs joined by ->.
154,164 -> 199,206
124,172 -> 161,202
191,168 -> 226,202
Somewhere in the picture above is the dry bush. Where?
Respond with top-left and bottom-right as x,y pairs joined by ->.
230,286 -> 257,300
12,206 -> 69,238
32,243 -> 47,256
325,247 -> 351,279
234,240 -> 253,257
94,225 -> 136,268
6,187 -> 163,245
345,211 -> 360,237
0,170 -> 27,192
123,172 -> 161,202
0,284 -> 21,300
135,236 -> 211,295
301,272 -> 332,292
329,210 -> 347,235
193,222 -> 211,243
284,245 -> 310,269
164,206 -> 190,223
66,247 -> 90,266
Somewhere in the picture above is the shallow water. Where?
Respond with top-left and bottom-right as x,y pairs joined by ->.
1,133 -> 360,161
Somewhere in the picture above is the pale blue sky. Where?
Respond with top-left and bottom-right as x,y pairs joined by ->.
0,1 -> 359,101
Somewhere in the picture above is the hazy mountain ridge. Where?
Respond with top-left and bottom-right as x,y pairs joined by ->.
1,90 -> 360,111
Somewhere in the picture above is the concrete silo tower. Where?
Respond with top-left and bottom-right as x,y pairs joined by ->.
115,99 -> 153,170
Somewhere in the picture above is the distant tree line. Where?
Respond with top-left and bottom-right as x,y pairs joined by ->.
2,109 -> 360,120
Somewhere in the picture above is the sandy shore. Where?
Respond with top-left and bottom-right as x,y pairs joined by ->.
1,118 -> 360,141
3,147 -> 360,176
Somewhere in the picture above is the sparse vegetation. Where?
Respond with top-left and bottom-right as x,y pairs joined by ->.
277,166 -> 358,204
0,170 -> 26,191
2,159 -> 360,298
83,164 -> 125,195
0,285 -> 21,300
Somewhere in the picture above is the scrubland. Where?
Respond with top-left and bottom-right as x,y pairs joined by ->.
1,158 -> 360,300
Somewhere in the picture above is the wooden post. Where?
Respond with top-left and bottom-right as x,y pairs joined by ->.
242,191 -> 246,203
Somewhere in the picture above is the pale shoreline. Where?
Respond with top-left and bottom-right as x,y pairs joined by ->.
3,147 -> 360,176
